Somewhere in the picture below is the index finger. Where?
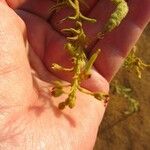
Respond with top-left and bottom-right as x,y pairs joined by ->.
6,0 -> 98,19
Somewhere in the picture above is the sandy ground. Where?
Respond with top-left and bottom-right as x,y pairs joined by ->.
94,24 -> 150,150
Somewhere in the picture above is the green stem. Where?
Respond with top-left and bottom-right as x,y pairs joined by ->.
66,47 -> 82,108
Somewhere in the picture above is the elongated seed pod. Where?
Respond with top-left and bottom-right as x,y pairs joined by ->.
83,49 -> 101,74
104,0 -> 129,33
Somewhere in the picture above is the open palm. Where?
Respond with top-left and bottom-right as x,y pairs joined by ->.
0,0 -> 149,149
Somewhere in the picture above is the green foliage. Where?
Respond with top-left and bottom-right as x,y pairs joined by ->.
111,80 -> 140,115
123,47 -> 150,79
109,46 -> 149,115
50,0 -> 129,109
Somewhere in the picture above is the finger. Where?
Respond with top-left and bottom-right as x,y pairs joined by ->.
52,0 -> 98,12
6,0 -> 98,20
0,4 -> 36,107
19,10 -> 109,93
86,0 -> 150,81
6,0 -> 55,19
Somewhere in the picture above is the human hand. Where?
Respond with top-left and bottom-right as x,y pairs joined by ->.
0,0 -> 149,149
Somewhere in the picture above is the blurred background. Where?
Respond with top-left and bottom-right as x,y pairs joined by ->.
94,23 -> 150,150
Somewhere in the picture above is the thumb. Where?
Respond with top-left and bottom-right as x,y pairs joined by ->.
0,3 -> 35,109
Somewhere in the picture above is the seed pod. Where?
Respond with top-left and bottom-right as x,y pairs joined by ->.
83,49 -> 100,73
93,92 -> 109,101
58,102 -> 66,109
103,0 -> 129,33
51,80 -> 64,97
65,94 -> 76,108
52,63 -> 73,72
51,87 -> 64,97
